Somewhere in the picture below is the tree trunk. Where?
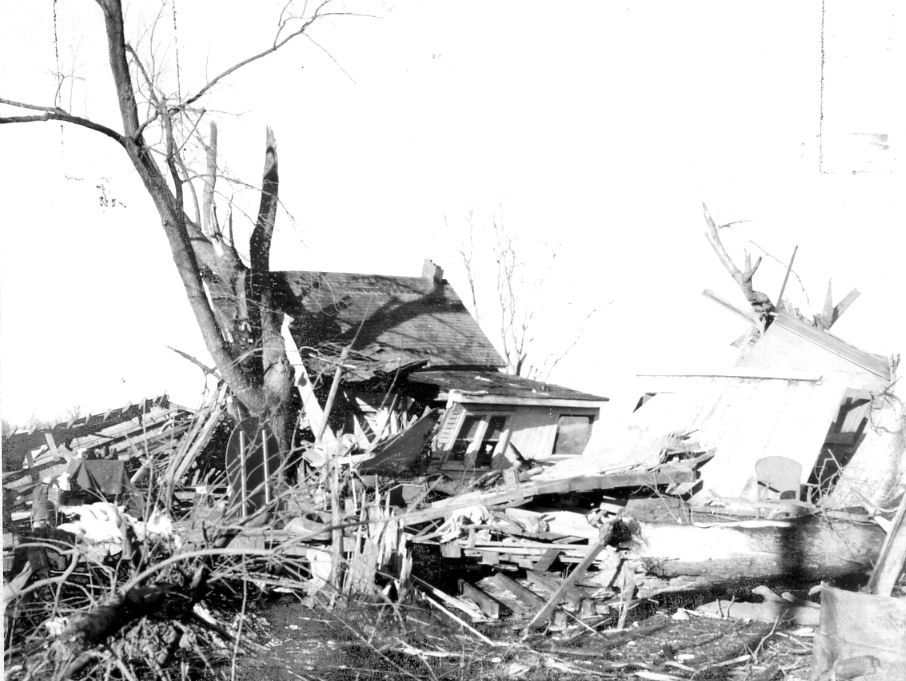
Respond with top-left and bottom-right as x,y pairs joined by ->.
618,515 -> 884,598
94,0 -> 295,454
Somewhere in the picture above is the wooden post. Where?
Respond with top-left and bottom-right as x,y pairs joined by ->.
776,245 -> 798,307
867,491 -> 906,596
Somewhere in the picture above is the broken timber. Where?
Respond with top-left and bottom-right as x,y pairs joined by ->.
399,463 -> 697,526
866,488 -> 906,596
523,523 -> 614,632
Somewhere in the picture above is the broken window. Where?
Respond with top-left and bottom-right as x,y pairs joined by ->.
449,415 -> 483,461
475,415 -> 508,467
553,414 -> 594,455
447,413 -> 511,467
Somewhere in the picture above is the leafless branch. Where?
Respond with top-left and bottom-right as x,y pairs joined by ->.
703,202 -> 774,320
457,211 -> 482,323
0,98 -> 124,144
180,0 -> 335,110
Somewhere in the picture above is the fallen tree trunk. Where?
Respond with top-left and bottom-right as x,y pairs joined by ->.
619,515 -> 885,597
49,584 -> 194,679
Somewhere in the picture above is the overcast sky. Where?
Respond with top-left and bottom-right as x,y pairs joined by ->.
1,1 -> 903,426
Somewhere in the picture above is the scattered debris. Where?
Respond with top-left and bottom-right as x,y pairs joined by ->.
3,257 -> 905,681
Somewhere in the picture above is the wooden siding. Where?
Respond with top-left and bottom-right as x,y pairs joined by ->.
435,403 -> 599,463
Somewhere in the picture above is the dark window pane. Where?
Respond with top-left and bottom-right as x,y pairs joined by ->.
553,415 -> 594,455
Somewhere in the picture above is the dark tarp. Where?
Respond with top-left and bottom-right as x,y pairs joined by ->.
65,459 -> 144,516
360,410 -> 439,475
67,459 -> 133,496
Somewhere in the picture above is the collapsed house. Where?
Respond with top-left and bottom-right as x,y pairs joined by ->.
5,247 -> 906,680
547,305 -> 901,509
273,260 -> 607,477
2,397 -> 192,525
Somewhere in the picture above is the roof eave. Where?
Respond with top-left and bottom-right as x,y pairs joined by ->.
442,391 -> 607,409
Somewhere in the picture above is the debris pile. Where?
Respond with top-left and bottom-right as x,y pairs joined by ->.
4,255 -> 906,680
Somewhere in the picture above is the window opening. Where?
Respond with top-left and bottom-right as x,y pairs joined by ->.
474,415 -> 508,467
553,414 -> 594,455
450,415 -> 483,461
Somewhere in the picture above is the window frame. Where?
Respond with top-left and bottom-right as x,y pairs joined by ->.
442,409 -> 513,470
552,413 -> 596,456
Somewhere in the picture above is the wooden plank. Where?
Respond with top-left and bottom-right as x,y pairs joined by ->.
526,569 -> 583,607
24,449 -> 37,484
522,535 -> 611,632
414,577 -> 484,622
440,542 -> 462,558
534,548 -> 561,572
702,288 -> 761,324
399,463 -> 697,526
459,580 -> 503,619
480,550 -> 501,565
867,489 -> 906,596
489,572 -> 546,610
823,432 -> 859,447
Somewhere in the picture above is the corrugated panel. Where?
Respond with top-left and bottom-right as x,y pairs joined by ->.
542,375 -> 848,500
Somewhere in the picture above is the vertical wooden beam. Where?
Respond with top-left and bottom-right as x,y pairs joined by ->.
776,245 -> 799,308
867,491 -> 906,596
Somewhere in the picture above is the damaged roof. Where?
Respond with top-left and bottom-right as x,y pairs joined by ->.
408,369 -> 607,407
2,395 -> 181,472
735,313 -> 894,389
542,372 -> 848,499
273,264 -> 505,379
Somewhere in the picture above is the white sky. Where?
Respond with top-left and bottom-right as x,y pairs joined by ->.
1,1 -> 904,426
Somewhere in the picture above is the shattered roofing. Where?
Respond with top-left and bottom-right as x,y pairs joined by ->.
407,369 -> 607,403
1,395 -> 180,472
543,373 -> 847,499
770,314 -> 893,381
273,271 -> 505,378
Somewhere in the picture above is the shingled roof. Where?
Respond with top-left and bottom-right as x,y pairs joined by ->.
407,369 -> 607,407
273,261 -> 505,380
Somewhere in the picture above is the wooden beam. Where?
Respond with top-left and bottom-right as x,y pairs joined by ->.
702,289 -> 760,325
443,393 -> 607,409
526,570 -> 583,607
399,463 -> 697,526
459,580 -> 504,619
534,548 -> 561,572
523,529 -> 613,632
867,490 -> 906,596
776,245 -> 798,307
281,315 -> 336,446
489,572 -> 546,610
831,288 -> 860,327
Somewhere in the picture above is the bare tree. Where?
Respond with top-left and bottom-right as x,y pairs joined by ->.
458,211 -> 597,378
703,202 -> 776,323
703,203 -> 859,331
0,1 -> 353,456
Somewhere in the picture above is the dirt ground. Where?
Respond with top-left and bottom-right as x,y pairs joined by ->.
228,595 -> 816,681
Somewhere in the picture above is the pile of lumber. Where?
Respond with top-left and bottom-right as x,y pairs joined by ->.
392,458 -> 889,634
